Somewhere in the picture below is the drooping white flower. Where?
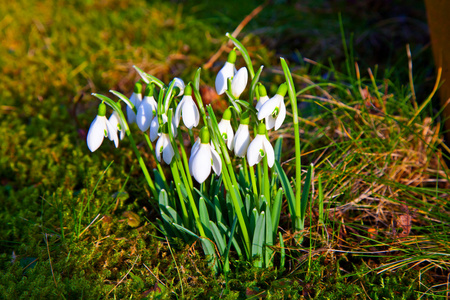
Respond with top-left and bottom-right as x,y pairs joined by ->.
255,84 -> 269,111
258,83 -> 288,130
109,110 -> 125,141
136,84 -> 157,132
87,102 -> 118,152
217,108 -> 234,150
189,127 -> 222,184
231,67 -> 248,99
172,77 -> 185,97
174,85 -> 199,129
247,123 -> 274,167
149,113 -> 178,142
126,81 -> 143,124
215,49 -> 237,95
155,133 -> 174,164
233,112 -> 251,157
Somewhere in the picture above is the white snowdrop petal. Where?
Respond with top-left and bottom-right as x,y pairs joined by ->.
266,115 -> 276,130
211,148 -> 222,176
162,139 -> 174,164
247,135 -> 263,166
191,145 -> 212,183
182,97 -> 199,129
233,125 -> 250,157
87,116 -> 107,152
231,67 -> 248,98
263,138 -> 275,167
258,96 -> 279,120
149,117 -> 159,142
274,100 -> 286,130
174,98 -> 185,128
155,135 -> 164,162
137,99 -> 154,132
256,95 -> 269,111
173,78 -> 185,96
106,118 -> 119,148
215,62 -> 235,95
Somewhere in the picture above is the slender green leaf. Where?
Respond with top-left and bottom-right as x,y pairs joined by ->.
274,137 -> 283,163
274,160 -> 296,225
109,90 -> 134,110
265,208 -> 274,267
300,164 -> 314,221
271,188 -> 283,233
226,33 -> 255,78
194,67 -> 201,91
250,65 -> 264,104
134,65 -> 165,88
209,221 -> 226,254
252,212 -> 266,268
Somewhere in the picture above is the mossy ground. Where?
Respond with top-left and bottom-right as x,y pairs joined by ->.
1,0 -> 448,299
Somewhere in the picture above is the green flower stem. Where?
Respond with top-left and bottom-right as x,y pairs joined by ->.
191,83 -> 208,127
176,133 -> 194,189
143,134 -> 170,192
207,105 -> 251,257
188,128 -> 195,145
263,156 -> 270,207
126,130 -> 158,200
170,162 -> 189,227
280,58 -> 302,234
167,111 -> 206,238
248,165 -> 259,208
241,157 -> 250,188
219,155 -> 251,258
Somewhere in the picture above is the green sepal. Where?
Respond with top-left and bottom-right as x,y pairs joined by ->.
97,102 -> 106,117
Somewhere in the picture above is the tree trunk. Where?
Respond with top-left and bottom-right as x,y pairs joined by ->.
425,0 -> 450,142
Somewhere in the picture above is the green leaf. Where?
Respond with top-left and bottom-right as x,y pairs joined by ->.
213,195 -> 224,224
109,90 -> 134,110
265,208 -> 274,267
274,137 -> 283,164
158,189 -> 169,207
250,65 -> 264,104
134,65 -> 165,88
279,232 -> 285,269
274,160 -> 296,225
209,221 -> 226,254
91,93 -> 120,112
199,197 -> 214,241
226,33 -> 255,78
300,164 -> 314,222
271,188 -> 283,233
194,67 -> 201,91
252,212 -> 266,268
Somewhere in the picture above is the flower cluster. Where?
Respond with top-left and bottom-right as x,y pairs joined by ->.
86,35 -> 312,273
87,48 -> 289,185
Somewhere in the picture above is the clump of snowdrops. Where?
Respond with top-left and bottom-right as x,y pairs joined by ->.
87,34 -> 313,273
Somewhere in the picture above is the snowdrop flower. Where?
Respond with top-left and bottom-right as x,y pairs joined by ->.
174,85 -> 199,129
230,67 -> 248,99
217,108 -> 234,150
149,113 -> 177,142
155,128 -> 174,164
258,83 -> 288,130
126,81 -> 143,124
189,127 -> 222,184
172,77 -> 185,97
87,102 -> 118,152
136,84 -> 157,132
255,83 -> 270,111
233,112 -> 251,157
109,110 -> 125,141
247,123 -> 274,167
215,49 -> 236,95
